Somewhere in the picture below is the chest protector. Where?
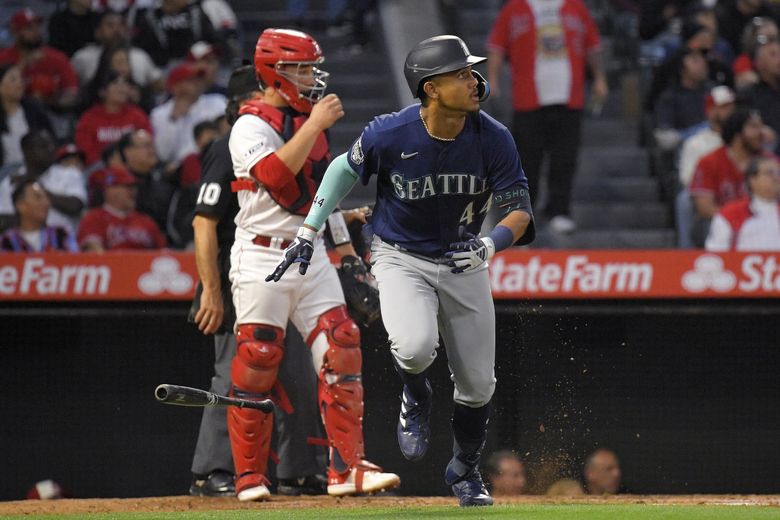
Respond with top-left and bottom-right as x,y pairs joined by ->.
238,100 -> 330,215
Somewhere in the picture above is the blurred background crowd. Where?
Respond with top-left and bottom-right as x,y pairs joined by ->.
1,0 -> 779,254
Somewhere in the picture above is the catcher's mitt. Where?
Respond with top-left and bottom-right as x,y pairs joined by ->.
337,255 -> 381,327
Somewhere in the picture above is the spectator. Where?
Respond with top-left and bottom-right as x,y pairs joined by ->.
546,478 -> 586,496
653,47 -> 712,151
584,448 -> 621,495
127,0 -> 220,68
47,0 -> 99,57
115,129 -> 176,233
679,86 -> 737,187
0,177 -> 78,252
71,10 -> 163,99
676,85 -> 736,247
0,130 -> 86,233
75,70 -> 152,167
151,63 -> 226,166
487,0 -> 608,234
646,18 -> 733,115
483,451 -> 527,496
690,108 -> 767,245
53,143 -> 87,177
199,0 -> 240,65
738,40 -> 780,153
716,0 -> 777,55
180,120 -> 220,188
733,17 -> 778,89
0,64 -> 53,169
77,165 -> 166,251
0,9 -> 80,113
706,155 -> 780,250
186,41 -> 228,96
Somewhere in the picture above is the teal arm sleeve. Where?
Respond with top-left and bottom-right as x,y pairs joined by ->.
303,152 -> 359,231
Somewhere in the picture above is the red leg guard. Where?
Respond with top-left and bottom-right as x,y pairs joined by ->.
228,324 -> 284,481
309,306 -> 366,477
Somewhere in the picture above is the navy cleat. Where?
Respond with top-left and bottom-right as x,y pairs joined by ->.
445,463 -> 493,507
396,380 -> 433,461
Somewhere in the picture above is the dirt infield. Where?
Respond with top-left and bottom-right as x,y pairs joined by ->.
1,495 -> 779,516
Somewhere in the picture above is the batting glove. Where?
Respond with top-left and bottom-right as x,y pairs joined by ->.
444,228 -> 495,274
265,227 -> 317,282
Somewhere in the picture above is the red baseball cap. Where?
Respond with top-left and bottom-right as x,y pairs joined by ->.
704,85 -> 735,111
100,165 -> 137,188
54,143 -> 85,163
166,63 -> 206,91
186,41 -> 218,62
10,9 -> 43,31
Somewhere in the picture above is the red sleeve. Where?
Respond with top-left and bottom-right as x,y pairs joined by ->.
689,155 -> 718,197
581,0 -> 602,52
486,1 -> 511,53
131,106 -> 153,134
77,210 -> 106,249
75,110 -> 100,166
148,217 -> 167,248
249,152 -> 295,190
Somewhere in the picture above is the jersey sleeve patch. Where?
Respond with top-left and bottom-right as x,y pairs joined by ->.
350,134 -> 364,165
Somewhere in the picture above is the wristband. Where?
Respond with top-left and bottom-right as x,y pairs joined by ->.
488,225 -> 514,252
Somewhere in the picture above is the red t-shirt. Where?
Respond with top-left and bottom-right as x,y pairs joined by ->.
487,0 -> 601,111
0,45 -> 78,104
732,54 -> 753,75
179,152 -> 202,187
78,206 -> 167,250
690,146 -> 748,206
75,103 -> 152,165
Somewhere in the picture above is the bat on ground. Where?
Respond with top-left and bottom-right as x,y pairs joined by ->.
154,384 -> 274,413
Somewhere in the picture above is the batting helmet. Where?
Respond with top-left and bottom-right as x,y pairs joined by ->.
404,35 -> 489,100
254,28 -> 329,114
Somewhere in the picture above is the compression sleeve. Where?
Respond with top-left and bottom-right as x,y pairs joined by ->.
303,152 -> 359,231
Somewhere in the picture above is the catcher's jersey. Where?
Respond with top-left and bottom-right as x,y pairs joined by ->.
229,113 -> 305,242
347,104 -> 527,257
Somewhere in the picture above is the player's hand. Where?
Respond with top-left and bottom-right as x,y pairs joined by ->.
265,227 -> 317,282
444,226 -> 496,274
308,93 -> 344,131
195,285 -> 224,335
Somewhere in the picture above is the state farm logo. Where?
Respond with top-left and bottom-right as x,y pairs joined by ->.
682,254 -> 780,293
138,257 -> 193,295
681,255 -> 737,293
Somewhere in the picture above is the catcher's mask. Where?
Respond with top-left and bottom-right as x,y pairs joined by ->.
254,28 -> 329,114
404,34 -> 489,102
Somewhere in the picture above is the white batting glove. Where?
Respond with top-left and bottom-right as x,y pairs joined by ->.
265,227 -> 317,282
444,230 -> 496,274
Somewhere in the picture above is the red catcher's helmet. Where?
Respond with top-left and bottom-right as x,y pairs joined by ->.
254,28 -> 329,114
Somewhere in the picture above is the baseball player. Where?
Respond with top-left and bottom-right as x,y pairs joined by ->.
226,28 -> 400,501
267,35 -> 535,507
188,65 -> 329,497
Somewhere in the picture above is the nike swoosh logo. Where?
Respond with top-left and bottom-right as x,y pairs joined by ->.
401,152 -> 419,159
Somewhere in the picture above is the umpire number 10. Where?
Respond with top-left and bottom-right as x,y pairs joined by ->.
197,183 -> 221,206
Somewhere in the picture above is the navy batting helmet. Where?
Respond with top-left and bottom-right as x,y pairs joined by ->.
404,35 -> 488,100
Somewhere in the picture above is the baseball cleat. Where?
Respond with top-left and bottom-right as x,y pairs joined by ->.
277,474 -> 328,496
189,470 -> 235,497
235,473 -> 271,502
446,464 -> 493,507
327,460 -> 401,496
396,380 -> 433,461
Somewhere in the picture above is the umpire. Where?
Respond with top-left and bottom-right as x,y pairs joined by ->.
188,65 -> 328,496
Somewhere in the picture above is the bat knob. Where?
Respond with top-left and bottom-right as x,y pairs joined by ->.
155,384 -> 171,401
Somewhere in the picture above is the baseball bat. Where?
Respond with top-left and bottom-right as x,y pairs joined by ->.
154,384 -> 274,413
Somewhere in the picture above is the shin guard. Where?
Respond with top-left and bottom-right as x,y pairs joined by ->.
228,324 -> 284,482
308,306 -> 365,476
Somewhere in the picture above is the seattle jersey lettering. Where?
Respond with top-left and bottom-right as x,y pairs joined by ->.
390,172 -> 490,200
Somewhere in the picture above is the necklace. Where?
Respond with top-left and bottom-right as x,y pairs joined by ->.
419,108 -> 456,142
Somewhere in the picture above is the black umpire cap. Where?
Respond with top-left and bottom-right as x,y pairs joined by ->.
404,35 -> 487,98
